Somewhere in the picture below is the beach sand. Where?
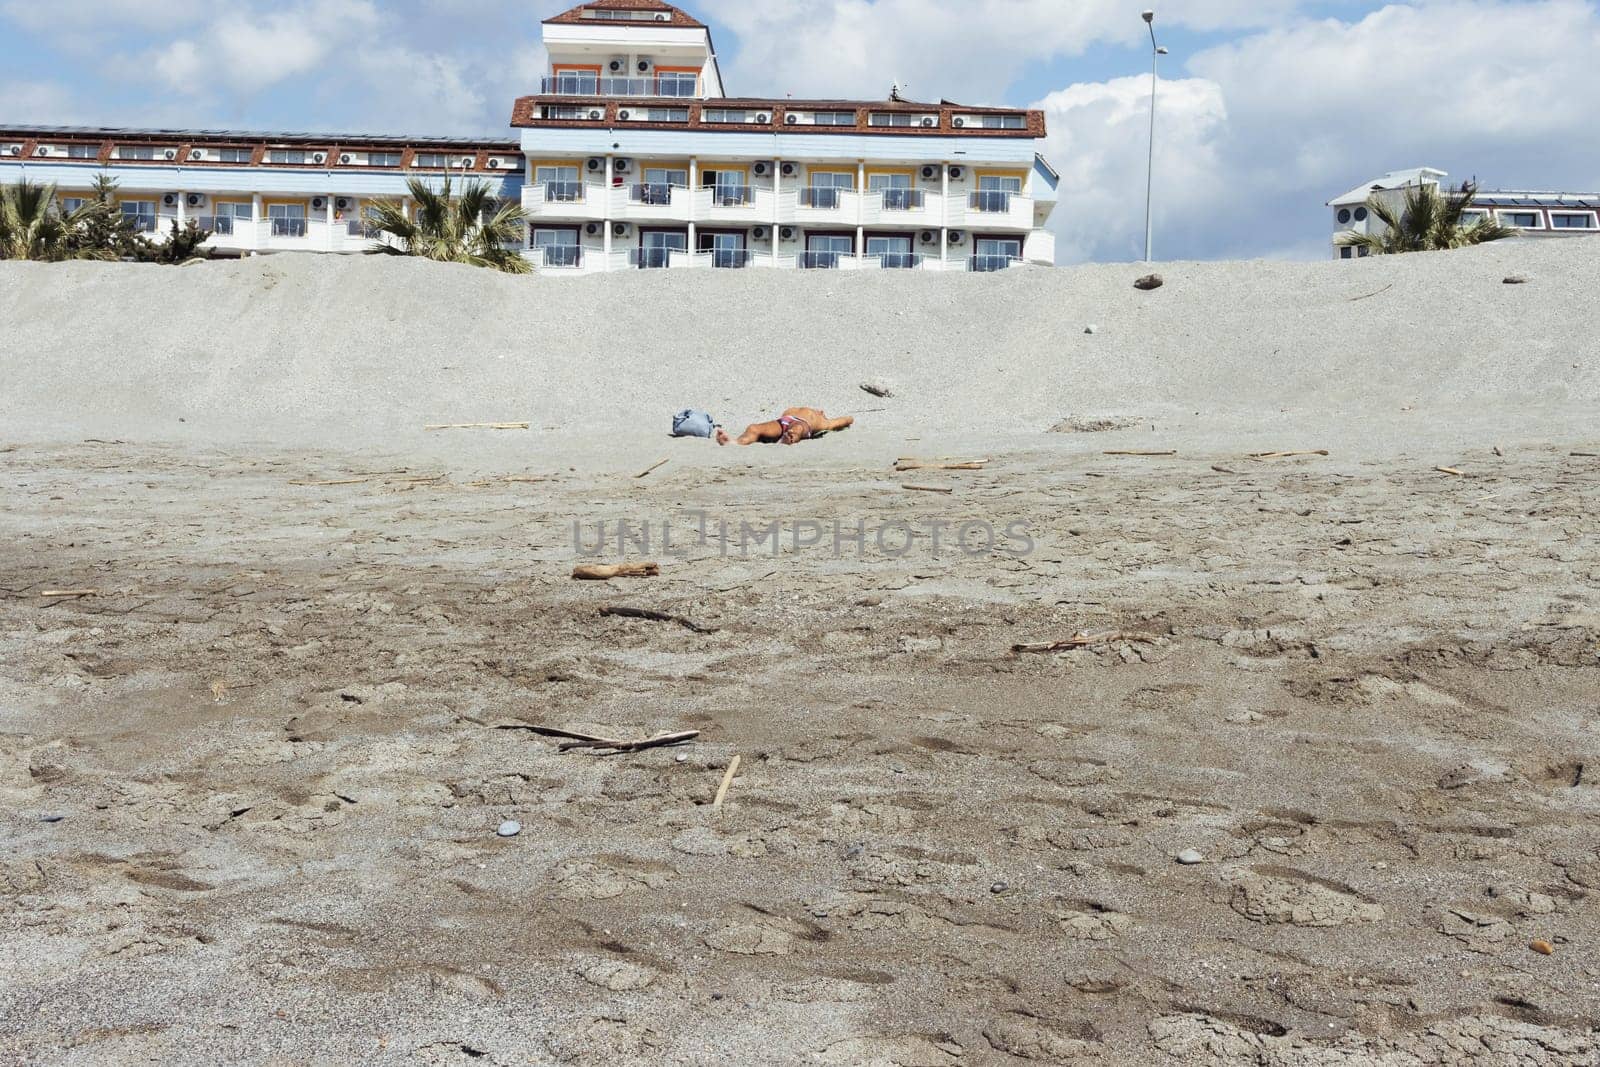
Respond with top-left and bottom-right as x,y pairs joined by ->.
1,241 -> 1597,1065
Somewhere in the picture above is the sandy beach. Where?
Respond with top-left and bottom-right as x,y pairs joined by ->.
1,241 -> 1598,1065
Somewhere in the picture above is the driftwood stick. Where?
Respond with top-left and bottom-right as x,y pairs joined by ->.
1248,450 -> 1330,459
635,458 -> 670,480
894,461 -> 988,472
901,483 -> 954,494
1436,466 -> 1466,477
424,422 -> 530,431
1347,282 -> 1395,302
289,477 -> 372,486
40,589 -> 100,599
563,730 -> 701,754
573,562 -> 661,581
1103,450 -> 1177,457
714,754 -> 742,810
1013,630 -> 1162,654
599,605 -> 717,634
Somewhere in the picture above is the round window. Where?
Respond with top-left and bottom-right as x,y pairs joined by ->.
1354,207 -> 1369,222
1337,208 -> 1351,225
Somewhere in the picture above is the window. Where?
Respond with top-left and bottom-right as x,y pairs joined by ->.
702,109 -> 750,124
268,202 -> 308,237
551,68 -> 600,95
867,234 -> 916,269
209,201 -> 252,235
637,167 -> 686,205
1459,211 -> 1485,226
803,171 -> 854,209
120,200 -> 157,233
1501,211 -> 1542,229
583,7 -> 655,20
638,229 -> 688,269
268,149 -> 306,165
544,106 -> 589,120
536,165 -> 583,202
869,112 -> 918,127
655,71 -> 697,97
802,234 -> 852,269
645,108 -> 689,122
1551,213 -> 1596,229
812,111 -> 855,126
973,174 -> 1022,212
1339,247 -> 1353,260
118,145 -> 156,160
533,227 -> 580,268
1353,206 -> 1369,222
870,172 -> 920,211
61,197 -> 88,215
969,114 -> 1026,129
973,237 -> 1022,272
701,168 -> 750,206
1336,208 -> 1352,225
699,231 -> 747,268
67,144 -> 99,159
219,148 -> 253,163
414,153 -> 450,168
368,151 -> 403,167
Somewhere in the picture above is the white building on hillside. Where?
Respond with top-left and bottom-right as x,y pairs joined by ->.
0,0 -> 1059,272
1328,167 -> 1599,259
513,0 -> 1058,271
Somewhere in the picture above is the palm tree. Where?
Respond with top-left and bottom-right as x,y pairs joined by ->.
0,178 -> 71,261
364,174 -> 531,274
1336,181 -> 1514,255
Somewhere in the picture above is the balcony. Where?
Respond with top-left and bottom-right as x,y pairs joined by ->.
791,187 -> 859,224
860,188 -> 938,227
122,213 -> 158,234
969,254 -> 1022,273
695,184 -> 769,224
535,245 -> 584,270
954,190 -> 1035,230
523,180 -> 608,221
869,251 -> 926,270
270,217 -> 308,238
538,75 -> 699,98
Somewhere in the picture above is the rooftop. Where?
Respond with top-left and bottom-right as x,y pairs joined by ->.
543,0 -> 705,29
0,125 -> 518,149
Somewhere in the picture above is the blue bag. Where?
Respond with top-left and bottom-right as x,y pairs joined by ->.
671,409 -> 717,438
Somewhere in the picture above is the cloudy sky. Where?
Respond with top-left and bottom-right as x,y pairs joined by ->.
3,0 -> 1596,262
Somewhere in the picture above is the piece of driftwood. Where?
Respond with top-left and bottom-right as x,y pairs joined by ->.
1571,451 -> 1599,458
289,477 -> 372,487
635,458 -> 670,480
860,382 -> 893,398
1249,450 -> 1330,459
599,605 -> 716,634
498,723 -> 701,754
1211,465 -> 1238,474
1103,450 -> 1177,457
573,562 -> 660,580
40,589 -> 100,598
503,476 -> 548,484
894,459 -> 988,472
1347,283 -> 1395,302
1436,466 -> 1466,477
424,422 -> 530,431
714,754 -> 742,810
1013,630 -> 1161,654
901,483 -> 954,494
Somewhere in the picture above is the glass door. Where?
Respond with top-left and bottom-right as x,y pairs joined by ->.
698,231 -> 748,268
803,233 -> 852,269
869,172 -> 916,211
866,234 -> 915,269
533,227 -> 580,268
267,202 -> 307,237
537,165 -> 582,203
701,167 -> 750,206
639,166 -> 686,206
639,229 -> 687,269
804,171 -> 854,209
972,237 -> 1022,272
974,174 -> 1022,213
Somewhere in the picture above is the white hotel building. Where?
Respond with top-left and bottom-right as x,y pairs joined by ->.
0,0 -> 1059,273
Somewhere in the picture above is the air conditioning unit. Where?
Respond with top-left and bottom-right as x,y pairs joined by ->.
162,193 -> 179,207
756,113 -> 771,124
34,146 -> 49,157
780,226 -> 797,241
653,10 -> 669,19
780,162 -> 798,177
920,230 -> 937,244
164,149 -> 178,160
920,165 -> 939,180
921,117 -> 936,128
460,156 -> 474,167
339,153 -> 353,164
784,114 -> 799,125
752,161 -> 771,177
948,166 -> 965,180
311,152 -> 327,165
587,157 -> 604,172
608,58 -> 625,73
612,222 -> 632,237
488,158 -> 502,169
588,109 -> 603,120
614,158 -> 632,174
7,145 -> 21,157
953,117 -> 966,128
585,222 -> 602,236
637,58 -> 653,73
190,149 -> 205,161
618,110 -> 631,121
335,197 -> 353,210
312,197 -> 327,210
949,229 -> 967,244
752,226 -> 769,240
186,193 -> 205,208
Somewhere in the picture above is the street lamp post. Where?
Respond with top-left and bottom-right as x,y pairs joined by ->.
1142,10 -> 1168,263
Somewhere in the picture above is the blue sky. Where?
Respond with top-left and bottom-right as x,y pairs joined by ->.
3,1 -> 1597,263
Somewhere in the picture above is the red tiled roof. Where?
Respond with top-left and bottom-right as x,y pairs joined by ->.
543,0 -> 705,29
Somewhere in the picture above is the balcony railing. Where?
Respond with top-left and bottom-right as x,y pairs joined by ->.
346,219 -> 366,237
872,251 -> 923,269
799,250 -> 846,270
122,213 -> 157,233
970,254 -> 1021,273
197,216 -> 234,235
705,185 -> 753,207
630,247 -> 680,269
704,248 -> 752,269
799,187 -> 846,209
539,75 -> 698,98
969,190 -> 1015,213
629,182 -> 680,205
878,188 -> 926,211
271,217 -> 308,237
538,245 -> 583,268
543,181 -> 585,203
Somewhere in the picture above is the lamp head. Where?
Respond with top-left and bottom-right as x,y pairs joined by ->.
1142,10 -> 1155,23
1157,46 -> 1169,54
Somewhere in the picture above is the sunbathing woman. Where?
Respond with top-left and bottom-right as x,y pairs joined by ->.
718,407 -> 854,446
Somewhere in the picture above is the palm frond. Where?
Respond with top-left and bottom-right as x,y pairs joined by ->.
360,173 -> 530,273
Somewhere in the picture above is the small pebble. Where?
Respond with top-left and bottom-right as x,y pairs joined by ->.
990,881 -> 1008,894
1084,324 -> 1097,334
496,820 -> 522,838
1176,849 -> 1205,865
675,754 -> 688,763
1530,939 -> 1555,955
841,843 -> 865,860
39,815 -> 65,824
